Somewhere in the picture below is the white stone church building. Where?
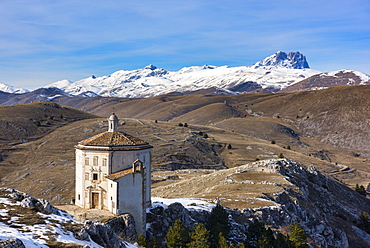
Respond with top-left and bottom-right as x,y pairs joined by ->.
75,114 -> 152,234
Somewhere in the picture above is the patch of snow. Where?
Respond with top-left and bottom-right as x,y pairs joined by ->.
151,197 -> 214,211
47,94 -> 63,101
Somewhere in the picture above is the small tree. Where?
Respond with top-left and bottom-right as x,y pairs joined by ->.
217,232 -> 229,248
358,212 -> 370,233
187,223 -> 211,248
165,219 -> 190,248
184,123 -> 188,127
179,123 -> 184,127
203,133 -> 209,138
355,184 -> 367,196
136,234 -> 147,247
271,140 -> 276,144
289,222 -> 307,248
278,153 -> 284,159
207,204 -> 230,246
227,144 -> 232,149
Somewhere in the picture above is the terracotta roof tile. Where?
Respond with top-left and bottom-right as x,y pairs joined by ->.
78,131 -> 148,147
106,167 -> 142,180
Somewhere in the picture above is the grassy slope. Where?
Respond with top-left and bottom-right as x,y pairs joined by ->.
1,86 -> 370,204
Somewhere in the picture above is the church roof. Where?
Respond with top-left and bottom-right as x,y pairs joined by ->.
106,166 -> 142,181
77,131 -> 150,147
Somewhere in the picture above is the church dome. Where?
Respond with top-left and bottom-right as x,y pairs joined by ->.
75,114 -> 152,150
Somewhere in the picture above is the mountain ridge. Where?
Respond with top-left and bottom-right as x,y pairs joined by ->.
1,51 -> 369,98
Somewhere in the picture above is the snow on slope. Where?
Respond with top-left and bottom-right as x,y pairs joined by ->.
45,61 -> 320,98
0,83 -> 29,94
34,51 -> 370,98
323,69 -> 370,83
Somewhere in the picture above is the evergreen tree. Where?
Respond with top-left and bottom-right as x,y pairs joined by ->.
289,222 -> 307,248
246,219 -> 265,246
136,234 -> 147,247
358,212 -> 370,234
165,219 -> 190,248
217,232 -> 229,248
227,144 -> 232,149
355,184 -> 367,196
207,204 -> 230,246
149,237 -> 160,248
274,233 -> 293,248
256,233 -> 270,248
187,223 -> 211,248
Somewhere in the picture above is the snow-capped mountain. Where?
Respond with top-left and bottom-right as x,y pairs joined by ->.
0,82 -> 29,94
3,51 -> 370,99
252,51 -> 309,69
44,52 -> 321,97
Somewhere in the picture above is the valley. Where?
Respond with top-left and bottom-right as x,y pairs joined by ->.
1,85 -> 370,247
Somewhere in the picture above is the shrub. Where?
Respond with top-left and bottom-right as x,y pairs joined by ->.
179,123 -> 183,127
278,153 -> 284,158
184,123 -> 188,127
227,144 -> 232,149
271,140 -> 276,144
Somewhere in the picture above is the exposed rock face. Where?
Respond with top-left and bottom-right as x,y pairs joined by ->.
253,51 -> 310,69
5,188 -> 62,215
0,238 -> 25,248
106,214 -> 137,242
146,202 -> 210,240
80,221 -> 128,248
147,159 -> 370,247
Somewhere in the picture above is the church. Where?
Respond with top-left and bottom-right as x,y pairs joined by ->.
75,114 -> 152,234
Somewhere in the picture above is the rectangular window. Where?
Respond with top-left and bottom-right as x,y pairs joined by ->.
78,194 -> 80,200
102,158 -> 107,166
85,157 -> 89,166
85,173 -> 89,180
93,173 -> 98,181
102,173 -> 106,181
93,156 -> 98,166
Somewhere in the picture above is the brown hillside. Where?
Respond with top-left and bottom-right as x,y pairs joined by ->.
0,101 -> 97,145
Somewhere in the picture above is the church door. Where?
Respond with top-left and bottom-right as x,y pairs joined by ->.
92,193 -> 99,209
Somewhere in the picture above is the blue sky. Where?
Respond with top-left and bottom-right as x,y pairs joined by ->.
0,0 -> 369,89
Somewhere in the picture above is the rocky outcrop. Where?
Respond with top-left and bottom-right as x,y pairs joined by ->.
4,188 -> 63,215
106,214 -> 137,242
147,159 -> 370,247
78,221 -> 129,248
146,202 -> 209,239
0,238 -> 25,248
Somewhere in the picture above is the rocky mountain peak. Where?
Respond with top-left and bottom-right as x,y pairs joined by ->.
253,51 -> 310,69
143,64 -> 157,70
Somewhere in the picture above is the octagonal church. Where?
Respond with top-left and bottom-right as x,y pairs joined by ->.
75,114 -> 152,234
